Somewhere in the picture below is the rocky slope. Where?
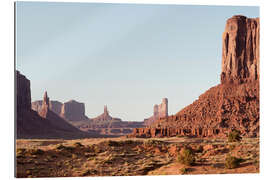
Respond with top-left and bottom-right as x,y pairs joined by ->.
129,15 -> 259,138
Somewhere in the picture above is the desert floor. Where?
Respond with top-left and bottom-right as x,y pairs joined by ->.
16,136 -> 259,177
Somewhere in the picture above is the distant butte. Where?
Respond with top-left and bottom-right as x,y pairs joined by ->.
144,98 -> 168,126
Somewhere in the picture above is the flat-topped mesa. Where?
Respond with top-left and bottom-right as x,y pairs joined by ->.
221,15 -> 260,84
60,100 -> 88,121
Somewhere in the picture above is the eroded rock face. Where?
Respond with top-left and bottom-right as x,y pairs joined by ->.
60,100 -> 88,121
144,98 -> 168,126
16,71 -> 31,111
221,15 -> 259,84
129,15 -> 260,138
32,100 -> 62,115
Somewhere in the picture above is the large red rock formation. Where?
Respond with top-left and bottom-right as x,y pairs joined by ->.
129,15 -> 260,138
221,15 -> 259,84
144,98 -> 168,126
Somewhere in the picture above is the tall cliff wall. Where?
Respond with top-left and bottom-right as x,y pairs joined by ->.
221,15 -> 259,84
16,71 -> 31,111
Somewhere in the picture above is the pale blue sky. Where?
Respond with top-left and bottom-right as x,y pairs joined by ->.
16,2 -> 259,121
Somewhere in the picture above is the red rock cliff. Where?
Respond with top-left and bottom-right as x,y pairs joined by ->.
221,15 -> 259,84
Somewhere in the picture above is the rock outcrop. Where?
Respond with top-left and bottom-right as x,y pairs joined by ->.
129,15 -> 260,138
16,71 -> 103,139
32,99 -> 88,122
32,100 -> 62,115
60,100 -> 88,121
221,15 -> 259,84
144,98 -> 168,126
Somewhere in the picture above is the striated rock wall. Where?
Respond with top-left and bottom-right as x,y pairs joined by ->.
144,98 -> 168,126
221,15 -> 259,84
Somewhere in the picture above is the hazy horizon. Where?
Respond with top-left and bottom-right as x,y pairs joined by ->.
16,2 -> 259,121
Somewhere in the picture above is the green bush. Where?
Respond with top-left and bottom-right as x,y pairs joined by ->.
74,142 -> 83,147
179,167 -> 188,174
177,147 -> 195,166
225,154 -> 243,169
228,130 -> 242,142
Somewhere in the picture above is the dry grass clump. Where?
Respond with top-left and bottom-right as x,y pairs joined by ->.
177,147 -> 195,166
225,154 -> 243,169
228,130 -> 242,142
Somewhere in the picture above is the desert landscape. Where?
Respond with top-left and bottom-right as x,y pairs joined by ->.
16,7 -> 259,178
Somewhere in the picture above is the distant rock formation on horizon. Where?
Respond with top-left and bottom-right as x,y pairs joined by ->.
144,98 -> 168,126
16,71 -> 104,139
129,15 -> 260,138
78,105 -> 144,136
32,100 -> 62,115
32,99 -> 89,122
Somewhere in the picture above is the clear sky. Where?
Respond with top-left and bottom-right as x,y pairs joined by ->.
15,2 -> 259,121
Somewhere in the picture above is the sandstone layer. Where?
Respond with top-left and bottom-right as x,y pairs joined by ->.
129,15 -> 260,138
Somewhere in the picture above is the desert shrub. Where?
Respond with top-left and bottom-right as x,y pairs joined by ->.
196,145 -> 204,153
177,147 -> 195,166
229,144 -> 236,151
16,148 -> 26,157
29,149 -> 44,155
74,142 -> 83,147
228,130 -> 242,142
179,167 -> 188,174
144,139 -> 163,146
56,144 -> 74,152
56,144 -> 66,150
225,154 -> 243,169
106,140 -> 120,146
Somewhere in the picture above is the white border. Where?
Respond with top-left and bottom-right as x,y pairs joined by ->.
1,0 -> 269,180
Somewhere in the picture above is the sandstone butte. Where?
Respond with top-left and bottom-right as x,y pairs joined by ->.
129,15 -> 260,138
